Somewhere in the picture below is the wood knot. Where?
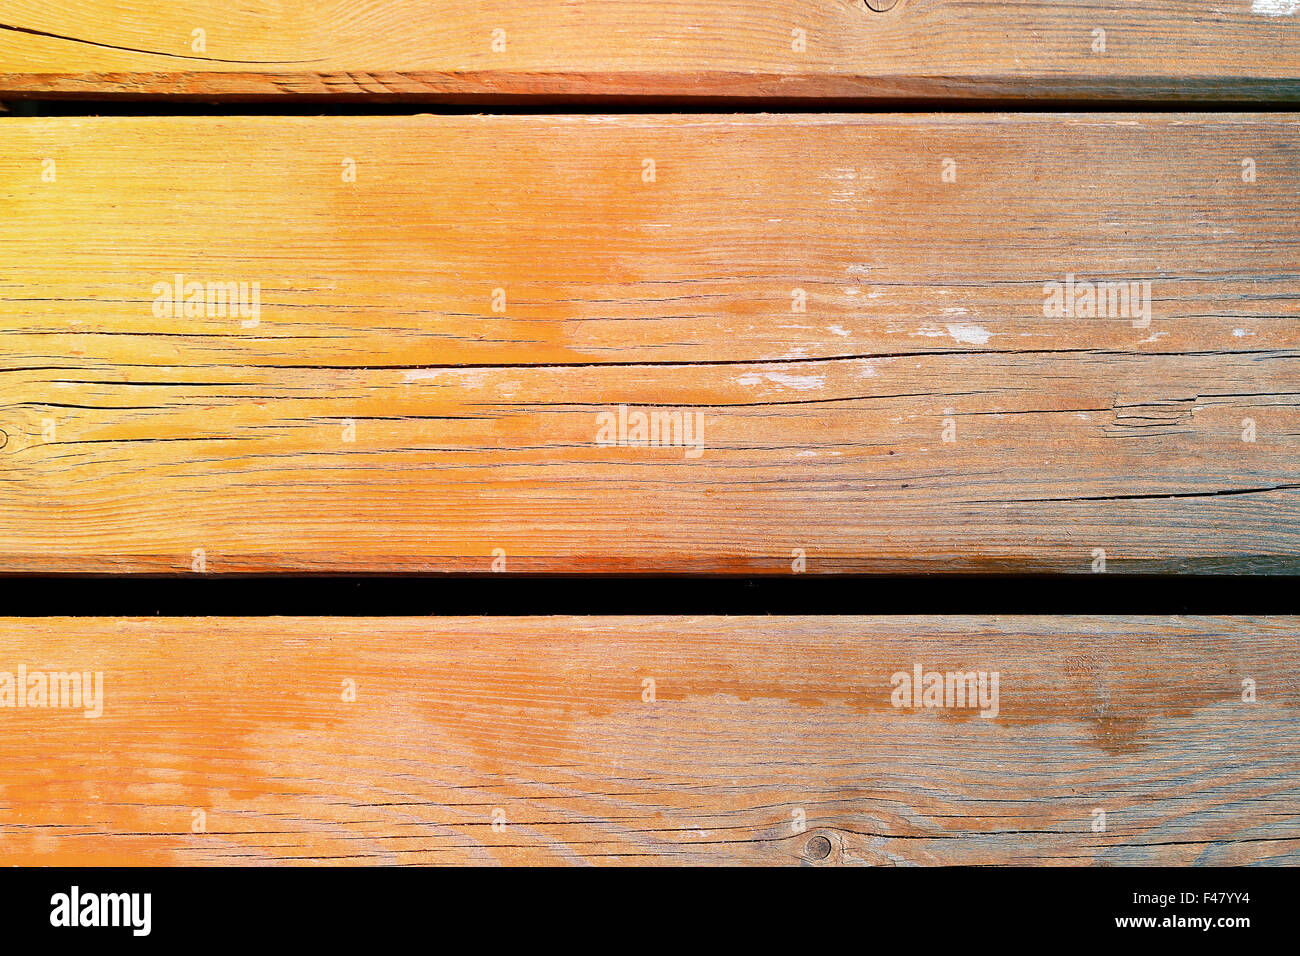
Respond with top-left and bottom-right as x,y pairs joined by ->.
805,834 -> 833,860
864,0 -> 899,10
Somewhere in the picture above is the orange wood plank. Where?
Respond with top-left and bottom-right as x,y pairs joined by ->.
0,1 -> 1297,101
0,616 -> 1294,865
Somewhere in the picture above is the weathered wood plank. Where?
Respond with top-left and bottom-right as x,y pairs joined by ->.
1,114 -> 1297,573
0,616 -> 1294,865
0,1 -> 1298,100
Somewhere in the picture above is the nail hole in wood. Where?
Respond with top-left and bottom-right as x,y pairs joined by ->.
806,835 -> 833,860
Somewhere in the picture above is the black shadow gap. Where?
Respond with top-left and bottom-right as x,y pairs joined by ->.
0,575 -> 1291,616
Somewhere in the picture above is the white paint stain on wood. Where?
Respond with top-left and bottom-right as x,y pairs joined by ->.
1252,0 -> 1298,15
737,371 -> 825,390
945,323 -> 993,345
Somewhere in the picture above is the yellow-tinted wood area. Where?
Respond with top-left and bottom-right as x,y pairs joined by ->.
0,616 -> 1294,865
0,1 -> 1298,100
1,114 -> 1298,573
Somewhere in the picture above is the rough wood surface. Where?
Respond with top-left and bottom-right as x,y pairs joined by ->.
1,114 -> 1298,573
0,616 -> 1294,865
0,1 -> 1298,101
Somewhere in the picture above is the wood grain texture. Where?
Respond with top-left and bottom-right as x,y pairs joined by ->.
0,1 -> 1298,101
1,114 -> 1298,574
0,616 -> 1295,865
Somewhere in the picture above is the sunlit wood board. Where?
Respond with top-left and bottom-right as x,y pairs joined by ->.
0,1 -> 1298,101
1,114 -> 1297,573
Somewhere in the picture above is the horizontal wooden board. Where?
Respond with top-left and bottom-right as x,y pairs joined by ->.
0,616 -> 1295,865
1,114 -> 1298,574
0,1 -> 1298,100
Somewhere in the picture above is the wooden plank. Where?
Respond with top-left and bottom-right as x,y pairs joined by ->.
1,114 -> 1298,574
0,615 -> 1294,865
0,1 -> 1298,101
